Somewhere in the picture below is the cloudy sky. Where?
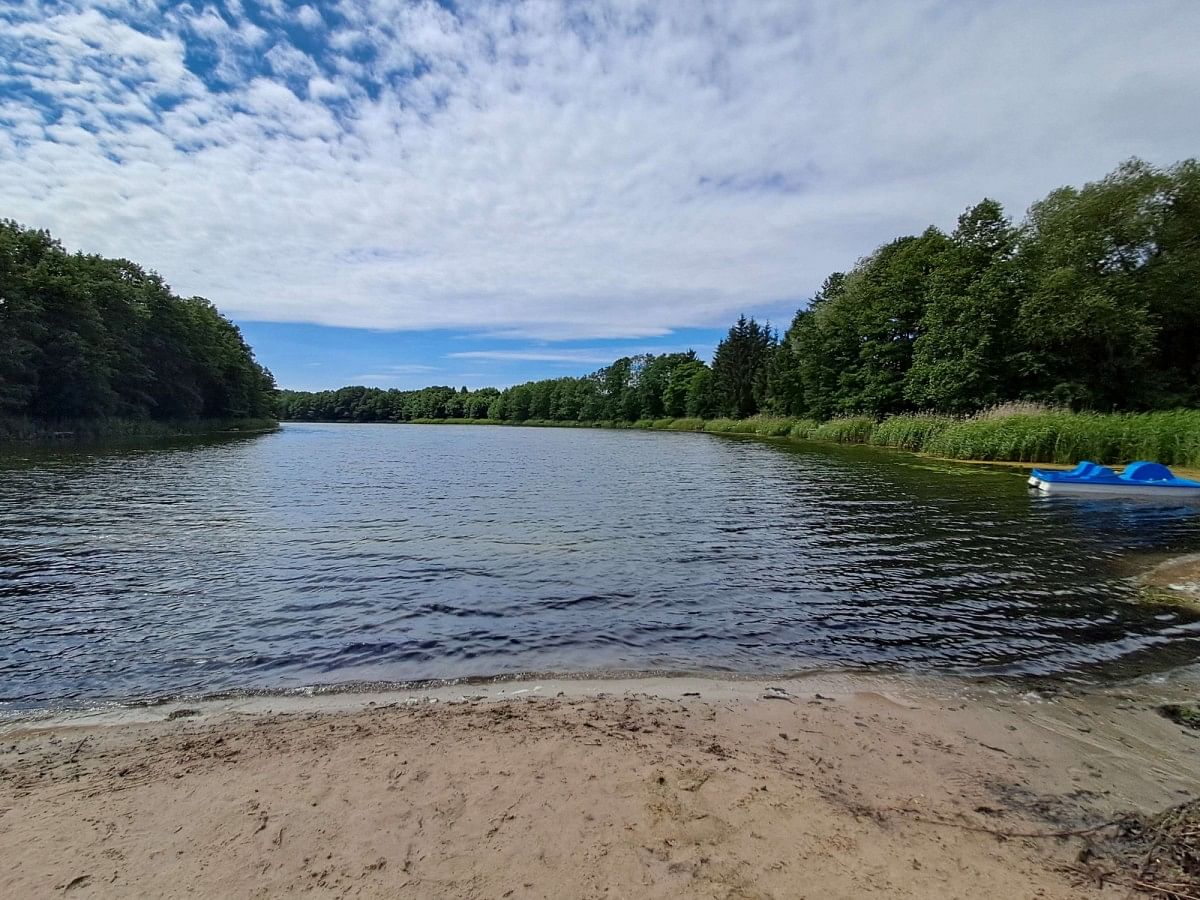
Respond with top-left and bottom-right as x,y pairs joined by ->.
3,0 -> 1198,390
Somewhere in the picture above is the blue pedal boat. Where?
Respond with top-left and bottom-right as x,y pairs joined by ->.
1028,460 -> 1200,498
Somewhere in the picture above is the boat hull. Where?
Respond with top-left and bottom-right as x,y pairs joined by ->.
1028,475 -> 1200,498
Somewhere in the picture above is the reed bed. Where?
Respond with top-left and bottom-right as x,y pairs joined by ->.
808,417 -> 877,445
870,415 -> 956,451
664,418 -> 706,431
744,416 -> 800,437
409,417 -> 501,425
922,410 -> 1200,467
787,420 -> 821,439
385,408 -> 1200,468
717,408 -> 1199,467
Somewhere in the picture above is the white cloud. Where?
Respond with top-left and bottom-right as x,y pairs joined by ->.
307,75 -> 349,100
2,0 -> 1199,341
266,42 -> 320,80
295,5 -> 323,30
185,5 -> 234,40
379,363 -> 440,373
446,350 -> 620,364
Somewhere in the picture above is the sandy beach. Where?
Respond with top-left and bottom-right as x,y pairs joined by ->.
2,674 -> 1198,899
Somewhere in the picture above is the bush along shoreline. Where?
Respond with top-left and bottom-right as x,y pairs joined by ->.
0,416 -> 280,447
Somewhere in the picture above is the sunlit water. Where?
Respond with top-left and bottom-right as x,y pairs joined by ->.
2,423 -> 1200,711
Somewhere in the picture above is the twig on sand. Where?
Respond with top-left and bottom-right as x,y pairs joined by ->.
68,737 -> 88,764
1133,882 -> 1200,900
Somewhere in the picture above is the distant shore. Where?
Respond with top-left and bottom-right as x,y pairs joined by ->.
276,415 -> 1200,480
280,412 -> 1200,472
3,673 -> 1198,898
0,417 -> 280,448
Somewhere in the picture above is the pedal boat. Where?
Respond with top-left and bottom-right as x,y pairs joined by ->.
1028,461 -> 1200,498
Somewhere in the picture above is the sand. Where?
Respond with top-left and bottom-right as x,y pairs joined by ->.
2,674 -> 1198,899
1142,553 -> 1200,607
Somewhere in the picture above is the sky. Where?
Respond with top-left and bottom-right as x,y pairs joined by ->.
2,1 -> 1199,391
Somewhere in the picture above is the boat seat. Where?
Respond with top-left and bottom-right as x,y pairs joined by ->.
1122,461 -> 1174,482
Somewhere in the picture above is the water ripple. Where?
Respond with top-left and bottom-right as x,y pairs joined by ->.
2,423 -> 1200,710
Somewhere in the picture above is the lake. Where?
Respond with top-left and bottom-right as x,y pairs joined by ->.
2,423 -> 1200,712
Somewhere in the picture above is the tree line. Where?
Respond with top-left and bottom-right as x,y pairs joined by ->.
0,220 -> 276,424
282,159 -> 1200,425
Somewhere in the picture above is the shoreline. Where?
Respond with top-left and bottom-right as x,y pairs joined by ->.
1140,553 -> 1200,606
0,417 -> 280,449
281,417 -> 1200,478
0,670 -> 1055,730
3,673 -> 1198,897
7,655 -> 1200,728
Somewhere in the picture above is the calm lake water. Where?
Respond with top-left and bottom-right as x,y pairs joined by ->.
3,423 -> 1200,711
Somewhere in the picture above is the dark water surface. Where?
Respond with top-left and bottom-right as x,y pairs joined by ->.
3,423 -> 1200,711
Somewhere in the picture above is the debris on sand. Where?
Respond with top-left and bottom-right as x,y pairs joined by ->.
1160,705 -> 1200,732
1086,799 -> 1200,898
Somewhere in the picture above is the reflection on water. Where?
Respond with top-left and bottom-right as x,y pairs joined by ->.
1032,493 -> 1200,544
1,423 -> 1199,711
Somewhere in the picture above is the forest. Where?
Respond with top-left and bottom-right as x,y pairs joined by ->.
0,220 -> 277,430
280,158 -> 1200,426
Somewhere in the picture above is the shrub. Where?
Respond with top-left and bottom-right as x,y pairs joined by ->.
702,418 -> 744,433
871,415 -> 955,451
786,419 -> 821,440
810,417 -> 876,444
745,416 -> 799,437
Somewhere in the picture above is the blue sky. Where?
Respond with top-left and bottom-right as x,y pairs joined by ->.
236,321 -> 773,391
3,1 -> 1199,391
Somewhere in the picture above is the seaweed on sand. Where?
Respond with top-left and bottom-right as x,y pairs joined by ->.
1160,705 -> 1200,732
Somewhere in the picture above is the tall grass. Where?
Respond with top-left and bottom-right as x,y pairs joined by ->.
973,400 -> 1057,419
924,410 -> 1200,467
743,416 -> 800,437
769,408 -> 1200,468
870,414 -> 954,451
808,417 -> 876,444
409,417 -> 501,425
787,419 -> 821,439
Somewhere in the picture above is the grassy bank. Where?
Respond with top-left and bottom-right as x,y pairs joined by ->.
374,408 -> 1200,468
0,417 -> 280,447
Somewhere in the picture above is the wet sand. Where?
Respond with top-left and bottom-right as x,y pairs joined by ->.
2,674 -> 1198,899
1142,553 -> 1200,606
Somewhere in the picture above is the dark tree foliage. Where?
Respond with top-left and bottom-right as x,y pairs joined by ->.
904,200 -> 1022,412
772,158 -> 1200,417
0,220 -> 276,423
1011,159 -> 1199,408
277,355 -> 711,424
710,316 -> 776,418
282,158 -> 1199,423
